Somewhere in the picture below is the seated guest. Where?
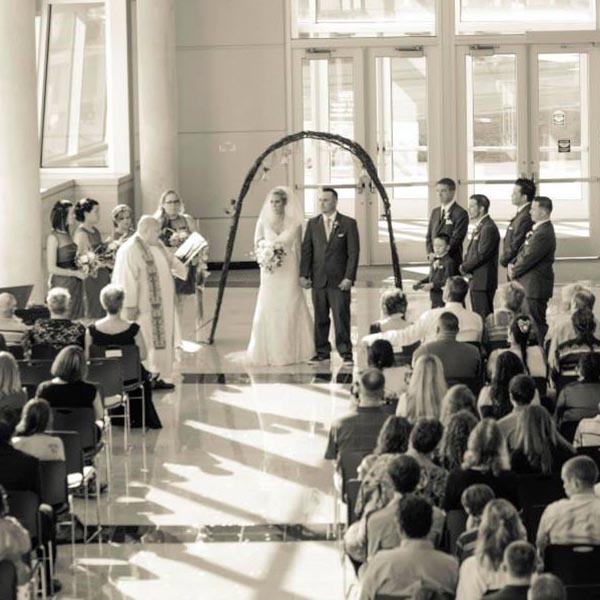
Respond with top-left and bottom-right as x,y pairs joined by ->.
367,339 -> 407,401
510,405 -> 574,475
324,368 -> 390,460
547,287 -> 595,353
366,455 -> 446,559
0,351 -> 27,415
441,384 -> 478,425
486,541 -> 537,600
406,418 -> 448,507
413,233 -> 457,309
550,307 -> 600,377
438,409 -> 479,471
483,282 -> 527,352
362,276 -> 483,351
22,287 -> 85,358
536,455 -> 600,557
412,312 -> 482,386
527,574 -> 566,600
86,283 -> 161,429
370,288 -> 409,334
12,398 -> 65,461
497,375 -> 537,449
487,315 -> 547,380
573,400 -> 600,448
443,419 -> 519,511
357,416 -> 412,480
555,352 -> 600,427
456,499 -> 527,600
358,494 -> 458,600
35,345 -> 104,436
0,293 -> 28,346
0,483 -> 32,598
456,484 -> 496,563
397,354 -> 447,421
478,353 -> 534,420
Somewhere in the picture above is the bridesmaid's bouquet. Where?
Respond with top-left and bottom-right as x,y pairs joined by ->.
75,251 -> 100,278
253,240 -> 286,274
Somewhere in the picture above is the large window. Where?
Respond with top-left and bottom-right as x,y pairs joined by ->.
457,0 -> 596,34
292,0 -> 436,38
41,2 -> 108,167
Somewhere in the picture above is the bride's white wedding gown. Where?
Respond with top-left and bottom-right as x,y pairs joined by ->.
246,221 -> 314,366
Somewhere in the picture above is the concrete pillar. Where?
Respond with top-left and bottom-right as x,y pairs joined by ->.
0,0 -> 43,298
136,0 -> 179,215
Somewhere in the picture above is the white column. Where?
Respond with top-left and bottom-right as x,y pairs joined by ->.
136,0 -> 179,215
0,0 -> 43,297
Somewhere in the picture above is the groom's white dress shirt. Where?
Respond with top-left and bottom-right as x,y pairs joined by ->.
363,301 -> 483,351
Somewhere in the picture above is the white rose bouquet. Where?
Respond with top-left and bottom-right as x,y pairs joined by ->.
75,251 -> 100,278
253,240 -> 286,274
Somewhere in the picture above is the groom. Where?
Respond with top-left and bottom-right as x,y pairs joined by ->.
300,187 -> 360,365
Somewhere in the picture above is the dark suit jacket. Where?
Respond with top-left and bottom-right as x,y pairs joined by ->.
426,203 -> 469,266
461,215 -> 500,292
418,253 -> 457,291
300,213 -> 360,289
511,221 -> 556,300
0,443 -> 42,496
500,204 -> 533,268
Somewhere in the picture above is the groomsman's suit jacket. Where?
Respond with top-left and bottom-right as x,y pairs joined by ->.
511,220 -> 556,300
300,213 -> 360,288
500,203 -> 534,268
426,203 -> 469,267
461,215 -> 501,292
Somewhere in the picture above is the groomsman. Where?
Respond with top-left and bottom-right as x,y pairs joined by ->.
500,178 -> 535,270
460,194 -> 500,319
425,178 -> 469,269
508,196 -> 556,341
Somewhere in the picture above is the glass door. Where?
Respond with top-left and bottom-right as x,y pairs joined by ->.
366,46 -> 439,264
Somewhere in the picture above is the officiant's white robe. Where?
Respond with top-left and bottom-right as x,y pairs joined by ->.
112,234 -> 186,380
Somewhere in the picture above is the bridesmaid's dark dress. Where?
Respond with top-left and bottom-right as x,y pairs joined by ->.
78,226 -> 111,319
49,232 -> 84,320
88,323 -> 162,429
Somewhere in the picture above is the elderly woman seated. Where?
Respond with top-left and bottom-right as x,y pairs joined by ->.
483,281 -> 529,352
370,288 -> 409,334
22,287 -> 85,359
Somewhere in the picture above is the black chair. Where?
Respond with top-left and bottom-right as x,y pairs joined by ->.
30,344 -> 59,360
565,584 -> 600,600
0,560 -> 17,600
516,473 -> 564,542
17,359 -> 53,397
544,544 -> 600,586
345,479 -> 362,526
576,446 -> 600,469
338,449 -> 370,498
6,345 -> 24,360
559,420 -> 581,444
446,376 -> 482,396
441,509 -> 467,555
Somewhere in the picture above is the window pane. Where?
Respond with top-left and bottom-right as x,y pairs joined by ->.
375,56 -> 429,242
42,3 -> 108,167
458,0 -> 595,33
302,58 -> 356,217
293,0 -> 435,38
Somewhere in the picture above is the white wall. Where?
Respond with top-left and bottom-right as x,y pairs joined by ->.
175,0 -> 288,262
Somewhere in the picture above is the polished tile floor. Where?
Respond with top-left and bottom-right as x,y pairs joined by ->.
56,267 -> 600,599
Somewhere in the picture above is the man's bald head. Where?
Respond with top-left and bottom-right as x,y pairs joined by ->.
0,293 -> 17,318
137,215 -> 160,244
359,367 -> 385,404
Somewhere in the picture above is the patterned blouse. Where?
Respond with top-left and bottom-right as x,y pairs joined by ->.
22,318 -> 86,355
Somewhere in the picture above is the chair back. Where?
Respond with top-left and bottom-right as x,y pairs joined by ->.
544,544 -> 600,585
394,341 -> 420,367
441,508 -> 467,555
446,376 -> 482,396
0,560 -> 17,600
49,430 -> 84,477
17,359 -> 53,396
30,343 -> 60,360
576,446 -> 600,470
517,473 -> 564,507
533,376 -> 548,399
51,406 -> 98,450
338,449 -> 370,498
90,344 -> 142,390
5,345 -> 24,360
5,490 -> 41,545
564,584 -> 600,600
559,420 -> 580,444
87,357 -> 123,398
346,479 -> 361,526
39,460 -> 68,507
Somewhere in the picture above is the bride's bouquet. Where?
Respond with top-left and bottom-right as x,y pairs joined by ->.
253,240 -> 286,273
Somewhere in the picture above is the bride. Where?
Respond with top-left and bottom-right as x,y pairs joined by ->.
246,186 -> 314,366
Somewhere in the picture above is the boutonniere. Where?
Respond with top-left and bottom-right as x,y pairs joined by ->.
332,221 -> 339,232
433,259 -> 443,270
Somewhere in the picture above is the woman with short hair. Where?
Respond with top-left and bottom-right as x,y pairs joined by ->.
482,281 -> 527,351
370,288 -> 409,334
0,351 -> 27,415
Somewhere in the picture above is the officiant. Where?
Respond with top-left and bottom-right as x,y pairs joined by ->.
155,190 -> 208,342
112,215 -> 187,388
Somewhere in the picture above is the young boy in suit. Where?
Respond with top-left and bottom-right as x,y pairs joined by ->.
414,234 -> 457,308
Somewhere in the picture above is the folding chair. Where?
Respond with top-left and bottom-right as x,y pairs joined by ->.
516,473 -> 564,542
0,560 -> 16,600
49,431 -> 101,546
30,344 -> 59,360
87,357 -> 129,451
6,345 -> 24,360
576,446 -> 600,469
17,359 -> 53,397
441,509 -> 467,555
559,420 -> 580,444
544,544 -> 600,586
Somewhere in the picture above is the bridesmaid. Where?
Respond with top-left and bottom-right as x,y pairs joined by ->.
73,198 -> 111,319
46,200 -> 86,320
104,204 -> 135,271
155,190 -> 204,340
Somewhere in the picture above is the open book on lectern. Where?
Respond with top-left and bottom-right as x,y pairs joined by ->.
174,232 -> 209,265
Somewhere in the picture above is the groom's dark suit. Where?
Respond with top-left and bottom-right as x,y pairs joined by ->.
300,213 -> 360,358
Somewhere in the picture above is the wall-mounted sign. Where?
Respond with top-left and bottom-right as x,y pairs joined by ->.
558,139 -> 571,153
552,110 -> 566,126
